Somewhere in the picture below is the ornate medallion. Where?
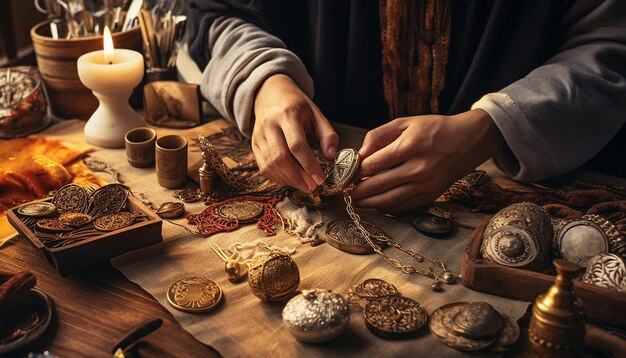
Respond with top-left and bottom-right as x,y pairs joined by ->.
173,188 -> 204,203
322,148 -> 360,195
51,184 -> 89,214
36,218 -> 74,232
363,295 -> 428,339
88,184 -> 129,217
414,215 -> 454,236
167,276 -> 223,313
483,226 -> 537,268
325,219 -> 387,255
429,302 -> 495,351
214,200 -> 264,222
354,278 -> 400,298
16,202 -> 56,217
58,213 -> 93,227
557,219 -> 609,267
156,202 -> 185,219
582,214 -> 624,260
93,211 -> 135,231
582,253 -> 626,292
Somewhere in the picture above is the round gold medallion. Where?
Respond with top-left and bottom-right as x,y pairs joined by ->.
52,183 -> 89,214
36,218 -> 74,232
363,295 -> 428,339
93,212 -> 135,231
321,148 -> 360,195
58,213 -> 93,227
325,219 -> 387,255
167,277 -> 223,313
215,200 -> 264,222
16,202 -> 56,217
354,278 -> 400,298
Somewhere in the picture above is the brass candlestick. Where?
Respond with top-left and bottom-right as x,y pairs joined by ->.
529,259 -> 585,357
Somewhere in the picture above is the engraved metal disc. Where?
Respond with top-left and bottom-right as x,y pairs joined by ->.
414,215 -> 454,236
354,278 -> 400,298
167,276 -> 223,313
16,202 -> 56,217
215,200 -> 264,222
582,253 -> 626,292
450,302 -> 504,340
51,184 -> 88,214
36,218 -> 74,232
363,295 -> 428,339
58,212 -> 93,227
325,219 -> 387,255
156,202 -> 185,219
93,212 -> 135,231
322,148 -> 360,195
557,219 -> 609,267
429,302 -> 495,351
88,184 -> 129,217
484,226 -> 537,268
173,189 -> 204,203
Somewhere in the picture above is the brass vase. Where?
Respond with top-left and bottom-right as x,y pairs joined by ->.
529,259 -> 585,357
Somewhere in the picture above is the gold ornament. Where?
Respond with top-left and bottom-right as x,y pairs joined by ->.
248,251 -> 299,302
529,259 -> 585,357
167,276 -> 223,313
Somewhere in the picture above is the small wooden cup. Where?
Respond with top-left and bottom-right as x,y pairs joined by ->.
156,135 -> 188,188
125,127 -> 157,168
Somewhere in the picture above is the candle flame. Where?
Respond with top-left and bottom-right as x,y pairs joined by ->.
103,26 -> 115,64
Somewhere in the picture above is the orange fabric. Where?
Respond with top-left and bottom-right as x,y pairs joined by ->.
0,137 -> 105,244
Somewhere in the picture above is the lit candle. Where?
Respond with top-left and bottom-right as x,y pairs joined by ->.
77,27 -> 145,148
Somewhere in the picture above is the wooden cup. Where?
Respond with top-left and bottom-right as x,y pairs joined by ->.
155,135 -> 188,188
125,127 -> 157,168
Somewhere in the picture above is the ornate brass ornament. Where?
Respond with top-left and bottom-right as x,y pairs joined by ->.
414,215 -> 454,236
58,213 -> 93,228
325,219 -> 387,255
429,302 -> 519,352
51,183 -> 89,214
35,218 -> 73,232
282,289 -> 350,343
247,251 -> 300,302
173,188 -> 204,203
321,148 -> 360,196
353,278 -> 400,298
582,253 -> 626,292
155,202 -> 185,219
483,226 -> 538,268
88,184 -> 129,217
93,212 -> 136,231
556,219 -> 609,267
16,202 -> 56,217
529,259 -> 585,357
214,200 -> 264,223
167,276 -> 223,313
582,214 -> 625,260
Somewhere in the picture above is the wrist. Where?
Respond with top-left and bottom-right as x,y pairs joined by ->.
453,109 -> 506,166
254,74 -> 297,116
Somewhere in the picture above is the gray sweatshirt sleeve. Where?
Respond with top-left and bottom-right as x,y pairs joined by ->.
472,0 -> 626,181
201,16 -> 314,137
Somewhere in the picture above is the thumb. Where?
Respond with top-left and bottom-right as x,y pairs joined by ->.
310,104 -> 339,160
358,119 -> 407,159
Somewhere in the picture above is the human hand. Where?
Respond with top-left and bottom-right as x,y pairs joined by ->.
252,74 -> 338,192
351,109 -> 505,213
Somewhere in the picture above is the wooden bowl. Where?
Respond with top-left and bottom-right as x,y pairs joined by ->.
30,21 -> 142,119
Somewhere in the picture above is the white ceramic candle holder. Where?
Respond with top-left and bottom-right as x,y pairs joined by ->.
77,49 -> 145,148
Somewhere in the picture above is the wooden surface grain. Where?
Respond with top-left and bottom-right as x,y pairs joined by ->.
1,235 -> 220,358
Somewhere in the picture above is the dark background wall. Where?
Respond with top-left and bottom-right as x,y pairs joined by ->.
0,0 -> 46,66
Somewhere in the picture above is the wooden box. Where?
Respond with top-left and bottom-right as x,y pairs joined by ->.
461,219 -> 626,329
7,196 -> 162,277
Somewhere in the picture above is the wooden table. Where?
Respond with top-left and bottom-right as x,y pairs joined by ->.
2,236 -> 220,358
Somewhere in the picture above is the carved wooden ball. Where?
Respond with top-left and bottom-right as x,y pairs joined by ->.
248,251 -> 300,302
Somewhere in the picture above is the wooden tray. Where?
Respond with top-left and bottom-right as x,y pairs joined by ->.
7,196 -> 162,276
461,218 -> 626,329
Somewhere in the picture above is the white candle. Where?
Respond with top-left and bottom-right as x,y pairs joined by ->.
77,26 -> 145,148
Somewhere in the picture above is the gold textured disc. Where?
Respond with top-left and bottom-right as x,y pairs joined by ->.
325,219 -> 387,255
354,278 -> 400,298
156,202 -> 185,219
248,252 -> 300,302
167,277 -> 223,313
93,212 -> 135,231
215,200 -> 264,222
51,183 -> 89,214
363,295 -> 428,339
429,302 -> 495,351
89,184 -> 129,217
17,202 -> 56,217
58,213 -> 93,227
36,218 -> 74,232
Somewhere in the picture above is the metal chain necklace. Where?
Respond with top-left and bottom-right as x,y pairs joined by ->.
342,183 -> 456,291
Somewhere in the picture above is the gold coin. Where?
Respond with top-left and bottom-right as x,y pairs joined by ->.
156,202 -> 185,219
17,202 -> 56,217
325,219 -> 387,255
58,213 -> 93,227
167,277 -> 223,313
215,200 -> 264,222
93,212 -> 135,231
429,302 -> 495,351
354,278 -> 400,298
363,295 -> 428,339
36,218 -> 74,232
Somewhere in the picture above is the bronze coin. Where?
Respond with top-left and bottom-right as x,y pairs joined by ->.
36,218 -> 74,232
354,278 -> 400,298
167,277 -> 223,313
215,200 -> 264,222
322,148 -> 360,195
51,183 -> 89,214
16,202 -> 56,217
88,184 -> 129,217
325,220 -> 387,255
414,215 -> 454,236
429,302 -> 495,351
93,212 -> 135,231
58,213 -> 93,227
363,295 -> 428,339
